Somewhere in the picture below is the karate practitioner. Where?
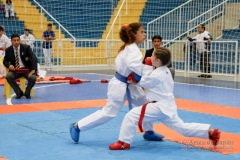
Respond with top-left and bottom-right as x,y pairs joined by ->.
0,25 -> 11,78
109,47 -> 221,150
70,22 -> 164,143
5,0 -> 14,19
20,29 -> 35,51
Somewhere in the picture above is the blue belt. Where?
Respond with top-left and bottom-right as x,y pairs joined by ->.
115,72 -> 132,110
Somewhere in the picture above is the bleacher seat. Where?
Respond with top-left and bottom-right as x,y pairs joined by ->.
0,12 -> 24,37
29,0 -> 119,39
218,29 -> 240,74
140,0 -> 224,40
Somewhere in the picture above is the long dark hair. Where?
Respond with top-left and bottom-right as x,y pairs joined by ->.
6,0 -> 12,4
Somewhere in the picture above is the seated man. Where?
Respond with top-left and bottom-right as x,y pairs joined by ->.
3,34 -> 37,99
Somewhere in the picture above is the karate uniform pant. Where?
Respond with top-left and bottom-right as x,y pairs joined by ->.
39,70 -> 47,79
77,78 -> 154,132
118,103 -> 210,144
0,56 -> 5,77
43,48 -> 52,65
0,66 -> 5,78
5,9 -> 14,17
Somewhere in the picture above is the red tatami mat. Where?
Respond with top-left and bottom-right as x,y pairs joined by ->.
0,76 -> 90,85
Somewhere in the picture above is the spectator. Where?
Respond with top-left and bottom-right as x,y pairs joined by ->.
42,23 -> 55,67
3,34 -> 37,99
0,1 -> 5,12
5,0 -> 14,19
143,35 -> 175,79
187,24 -> 213,78
20,28 -> 35,51
0,25 -> 11,78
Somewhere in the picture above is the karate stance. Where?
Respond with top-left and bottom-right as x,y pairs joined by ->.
109,47 -> 221,150
70,22 -> 164,143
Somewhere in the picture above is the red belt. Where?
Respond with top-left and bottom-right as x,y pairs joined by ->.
138,101 -> 156,132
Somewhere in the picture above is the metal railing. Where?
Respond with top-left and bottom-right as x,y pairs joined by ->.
32,0 -> 75,40
146,39 -> 239,81
147,0 -> 193,45
105,0 -> 128,40
28,39 -> 240,82
146,0 -> 229,44
32,0 -> 76,57
187,0 -> 228,39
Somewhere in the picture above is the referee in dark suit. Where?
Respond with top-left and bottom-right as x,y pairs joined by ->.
3,34 -> 37,99
143,35 -> 162,64
143,35 -> 175,79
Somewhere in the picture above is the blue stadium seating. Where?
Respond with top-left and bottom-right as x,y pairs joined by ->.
173,30 -> 240,74
30,0 -> 221,42
0,12 -> 25,37
29,0 -> 119,41
140,0 -> 239,74
216,29 -> 240,73
141,0 -> 224,40
222,29 -> 240,40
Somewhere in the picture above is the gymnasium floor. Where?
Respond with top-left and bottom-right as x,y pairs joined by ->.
0,71 -> 240,160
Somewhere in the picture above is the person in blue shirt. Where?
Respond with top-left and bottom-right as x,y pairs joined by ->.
42,23 -> 55,66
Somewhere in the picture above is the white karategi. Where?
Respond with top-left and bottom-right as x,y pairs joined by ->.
191,31 -> 211,53
5,3 -> 14,18
118,66 -> 210,144
190,30 -> 212,74
0,34 -> 11,77
20,34 -> 35,50
37,63 -> 46,79
77,43 -> 152,131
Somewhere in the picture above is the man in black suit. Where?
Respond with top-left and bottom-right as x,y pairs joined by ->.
3,34 -> 37,99
143,35 -> 175,79
143,35 -> 162,64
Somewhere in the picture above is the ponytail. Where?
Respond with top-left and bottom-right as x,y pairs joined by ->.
118,22 -> 143,52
